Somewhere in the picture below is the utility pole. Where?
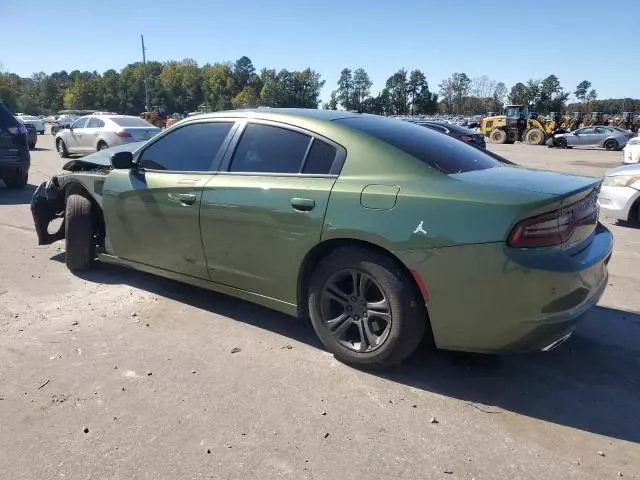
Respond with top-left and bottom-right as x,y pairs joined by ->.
141,34 -> 149,112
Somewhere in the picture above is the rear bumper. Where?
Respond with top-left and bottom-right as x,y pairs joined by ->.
393,224 -> 613,353
598,185 -> 640,221
0,156 -> 30,176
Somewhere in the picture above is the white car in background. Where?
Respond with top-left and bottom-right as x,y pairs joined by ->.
54,114 -> 161,157
598,164 -> 640,224
622,137 -> 640,164
15,115 -> 45,134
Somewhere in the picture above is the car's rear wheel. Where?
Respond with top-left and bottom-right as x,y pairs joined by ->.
308,247 -> 427,369
97,141 -> 108,151
604,139 -> 619,151
490,129 -> 507,144
65,194 -> 94,271
555,137 -> 568,149
3,170 -> 28,188
57,139 -> 69,158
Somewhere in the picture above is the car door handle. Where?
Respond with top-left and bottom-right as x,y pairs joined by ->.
168,193 -> 197,206
290,197 -> 315,211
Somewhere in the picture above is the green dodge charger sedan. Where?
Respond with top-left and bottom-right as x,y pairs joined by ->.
31,109 -> 613,368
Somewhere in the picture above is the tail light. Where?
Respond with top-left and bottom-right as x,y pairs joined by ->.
8,125 -> 28,135
508,192 -> 598,247
460,135 -> 473,142
116,131 -> 132,138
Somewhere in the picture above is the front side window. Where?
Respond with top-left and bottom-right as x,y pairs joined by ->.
138,122 -> 234,171
71,117 -> 89,129
579,127 -> 595,135
229,123 -> 312,174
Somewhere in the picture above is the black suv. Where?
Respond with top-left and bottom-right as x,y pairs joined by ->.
0,102 -> 30,188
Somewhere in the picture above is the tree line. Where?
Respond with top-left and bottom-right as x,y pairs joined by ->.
1,57 -> 638,116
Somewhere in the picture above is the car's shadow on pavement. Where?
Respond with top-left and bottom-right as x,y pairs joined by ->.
57,257 -> 640,444
0,183 -> 38,205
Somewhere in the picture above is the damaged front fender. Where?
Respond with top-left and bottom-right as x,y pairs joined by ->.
31,177 -> 66,245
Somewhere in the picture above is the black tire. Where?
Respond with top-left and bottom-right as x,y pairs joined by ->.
308,247 -> 427,369
525,128 -> 545,145
64,194 -> 94,271
3,170 -> 28,188
604,139 -> 619,151
97,141 -> 108,151
490,129 -> 507,144
555,137 -> 568,149
57,139 -> 69,158
29,143 -> 36,150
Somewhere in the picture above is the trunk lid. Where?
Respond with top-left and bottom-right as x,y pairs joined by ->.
454,166 -> 600,196
455,166 -> 601,249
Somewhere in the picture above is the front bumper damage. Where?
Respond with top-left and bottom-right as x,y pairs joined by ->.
31,177 -> 65,245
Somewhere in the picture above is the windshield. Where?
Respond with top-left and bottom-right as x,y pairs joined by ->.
506,106 -> 528,118
336,115 -> 506,174
111,117 -> 154,127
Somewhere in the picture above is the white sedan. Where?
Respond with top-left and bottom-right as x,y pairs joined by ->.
622,137 -> 640,164
598,164 -> 640,224
54,114 -> 161,157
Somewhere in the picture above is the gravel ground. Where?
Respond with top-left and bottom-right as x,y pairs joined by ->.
0,134 -> 638,480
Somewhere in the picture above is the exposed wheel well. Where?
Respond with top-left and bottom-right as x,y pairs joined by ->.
628,197 -> 640,225
296,238 -> 428,321
63,182 -> 106,247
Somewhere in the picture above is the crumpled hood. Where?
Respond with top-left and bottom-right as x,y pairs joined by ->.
62,142 -> 145,172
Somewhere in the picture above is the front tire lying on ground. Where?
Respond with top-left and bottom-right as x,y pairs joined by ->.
308,247 -> 427,369
64,194 -> 94,271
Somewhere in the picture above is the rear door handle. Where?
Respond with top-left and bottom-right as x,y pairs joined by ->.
168,193 -> 197,206
290,197 -> 315,211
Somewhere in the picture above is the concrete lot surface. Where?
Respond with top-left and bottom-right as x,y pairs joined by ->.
0,135 -> 638,479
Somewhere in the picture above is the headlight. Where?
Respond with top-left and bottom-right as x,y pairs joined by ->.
603,175 -> 640,187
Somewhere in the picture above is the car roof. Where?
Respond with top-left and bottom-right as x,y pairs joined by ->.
193,108 -> 361,123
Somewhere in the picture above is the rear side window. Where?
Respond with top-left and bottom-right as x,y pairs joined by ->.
302,139 -> 338,174
229,123 -> 311,174
139,122 -> 234,171
337,115 -> 503,174
87,118 -> 100,128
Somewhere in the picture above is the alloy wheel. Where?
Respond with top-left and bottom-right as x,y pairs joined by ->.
320,269 -> 392,353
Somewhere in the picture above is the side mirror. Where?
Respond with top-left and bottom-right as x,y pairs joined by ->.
110,151 -> 134,169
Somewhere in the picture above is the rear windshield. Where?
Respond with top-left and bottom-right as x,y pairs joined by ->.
0,103 -> 20,127
336,115 -> 504,174
110,117 -> 153,127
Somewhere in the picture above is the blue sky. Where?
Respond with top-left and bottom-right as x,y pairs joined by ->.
2,0 -> 638,103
